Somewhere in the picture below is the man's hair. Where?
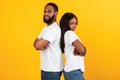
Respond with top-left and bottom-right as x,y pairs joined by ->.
45,2 -> 58,12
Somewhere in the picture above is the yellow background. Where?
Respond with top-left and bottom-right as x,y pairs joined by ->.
1,0 -> 120,80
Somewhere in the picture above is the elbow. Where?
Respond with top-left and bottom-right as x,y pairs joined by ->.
35,46 -> 40,50
82,51 -> 86,56
33,43 -> 40,50
80,47 -> 86,56
83,47 -> 86,56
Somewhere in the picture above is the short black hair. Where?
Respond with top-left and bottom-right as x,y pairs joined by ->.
45,2 -> 58,12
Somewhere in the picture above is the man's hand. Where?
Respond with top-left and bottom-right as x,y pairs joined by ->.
40,44 -> 49,50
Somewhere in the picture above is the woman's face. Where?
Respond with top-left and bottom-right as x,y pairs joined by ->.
69,17 -> 77,31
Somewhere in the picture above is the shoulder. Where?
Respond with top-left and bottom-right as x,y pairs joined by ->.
65,30 -> 76,36
65,30 -> 79,41
49,22 -> 60,30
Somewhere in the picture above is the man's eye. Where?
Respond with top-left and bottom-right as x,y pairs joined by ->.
44,10 -> 51,13
48,10 -> 51,13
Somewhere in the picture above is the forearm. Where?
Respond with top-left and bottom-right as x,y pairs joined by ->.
74,45 -> 86,56
33,38 -> 48,50
34,41 -> 43,50
73,39 -> 86,56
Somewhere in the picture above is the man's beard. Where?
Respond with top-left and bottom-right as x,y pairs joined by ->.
43,15 -> 55,24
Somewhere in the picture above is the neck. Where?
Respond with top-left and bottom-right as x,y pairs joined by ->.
47,21 -> 56,26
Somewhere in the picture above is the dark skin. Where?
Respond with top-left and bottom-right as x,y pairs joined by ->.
73,39 -> 86,56
69,17 -> 86,56
33,5 -> 57,50
33,38 -> 49,50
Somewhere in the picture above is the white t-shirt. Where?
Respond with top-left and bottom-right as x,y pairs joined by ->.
38,22 -> 64,72
64,30 -> 85,72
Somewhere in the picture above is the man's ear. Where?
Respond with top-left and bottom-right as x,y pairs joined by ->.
55,12 -> 58,17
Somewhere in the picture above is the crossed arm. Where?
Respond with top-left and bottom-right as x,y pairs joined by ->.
72,39 -> 86,56
33,38 -> 49,50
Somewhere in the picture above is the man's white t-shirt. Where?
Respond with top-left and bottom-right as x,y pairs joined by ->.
38,22 -> 64,72
64,30 -> 85,72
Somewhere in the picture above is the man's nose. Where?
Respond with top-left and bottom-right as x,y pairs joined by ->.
44,12 -> 49,16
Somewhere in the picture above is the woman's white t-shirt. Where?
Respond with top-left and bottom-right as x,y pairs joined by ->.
38,22 -> 64,72
64,30 -> 85,72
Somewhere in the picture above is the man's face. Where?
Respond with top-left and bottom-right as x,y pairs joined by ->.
43,5 -> 57,24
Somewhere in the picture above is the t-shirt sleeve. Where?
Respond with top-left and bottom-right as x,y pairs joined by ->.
42,28 -> 58,43
38,34 -> 42,39
37,28 -> 45,39
65,31 -> 79,44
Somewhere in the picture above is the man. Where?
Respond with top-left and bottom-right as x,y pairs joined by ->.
33,3 -> 64,80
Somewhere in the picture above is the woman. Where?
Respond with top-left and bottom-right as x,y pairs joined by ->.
60,12 -> 86,80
